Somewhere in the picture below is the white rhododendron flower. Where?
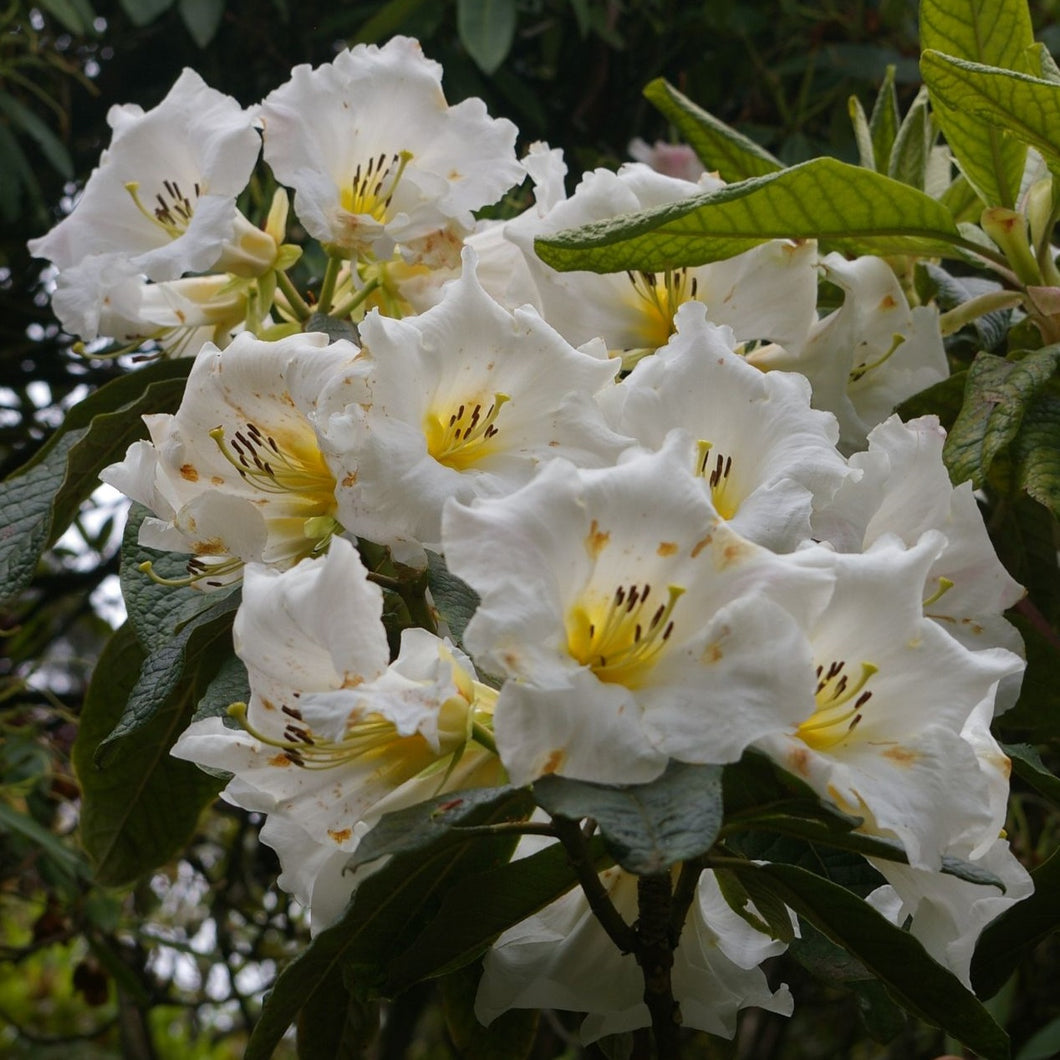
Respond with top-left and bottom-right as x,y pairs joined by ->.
29,69 -> 266,283
259,36 -> 522,263
748,253 -> 949,449
325,247 -> 628,559
598,301 -> 852,552
443,434 -> 836,786
868,836 -> 1033,987
505,162 -> 819,363
476,861 -> 792,1042
171,539 -> 503,927
754,536 -> 1023,869
813,413 -> 1025,670
102,331 -> 361,585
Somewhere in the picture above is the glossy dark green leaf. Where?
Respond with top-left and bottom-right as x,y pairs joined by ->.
533,760 -> 723,875
972,848 -> 1060,998
245,794 -> 526,1060
1003,742 -> 1060,804
295,966 -> 379,1060
119,0 -> 175,25
178,0 -> 225,46
0,358 -> 191,604
0,92 -> 73,178
1014,388 -> 1060,519
385,834 -> 609,992
426,549 -> 479,648
943,348 -> 1060,487
442,962 -> 538,1060
729,861 -> 1010,1060
193,653 -> 250,723
73,624 -> 225,885
642,78 -> 783,182
533,159 -> 970,276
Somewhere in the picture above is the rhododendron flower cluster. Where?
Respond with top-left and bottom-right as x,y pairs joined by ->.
30,34 -> 1031,1052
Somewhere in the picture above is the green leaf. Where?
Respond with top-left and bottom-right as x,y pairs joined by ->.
1015,1015 -> 1060,1060
869,65 -> 901,173
715,866 -> 795,943
940,172 -> 988,222
0,92 -> 73,179
119,0 -> 175,25
0,359 -> 192,604
73,624 -> 225,885
99,508 -> 241,759
385,834 -> 609,992
533,158 -> 971,275
972,848 -> 1060,998
0,801 -> 87,884
442,963 -> 538,1060
642,78 -> 783,182
922,52 -> 1060,176
728,861 -> 1010,1060
351,0 -> 435,44
304,311 -> 359,344
193,652 -> 249,723
1014,387 -> 1060,519
888,87 -> 933,189
245,793 -> 526,1060
996,615 -> 1060,741
532,760 -> 723,875
895,369 -> 968,430
1002,743 -> 1060,804
426,550 -> 479,649
943,348 -> 1060,487
920,0 -> 1036,206
178,0 -> 225,46
346,786 -> 530,871
296,966 -> 379,1060
849,95 -> 878,170
457,0 -> 517,75
37,0 -> 97,34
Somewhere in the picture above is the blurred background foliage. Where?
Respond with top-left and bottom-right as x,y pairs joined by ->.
3,0 -> 1060,1056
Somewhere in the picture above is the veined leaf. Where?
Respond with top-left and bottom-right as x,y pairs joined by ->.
73,624 -> 225,886
922,52 -> 1060,175
0,359 -> 191,604
533,158 -> 974,275
729,861 -> 1010,1060
920,0 -> 1036,206
943,347 -> 1060,487
888,87 -> 934,189
457,0 -> 517,75
869,64 -> 900,173
532,760 -> 723,875
1014,386 -> 1060,519
642,78 -> 783,182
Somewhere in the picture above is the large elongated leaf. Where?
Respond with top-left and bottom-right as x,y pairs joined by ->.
729,861 -> 1010,1060
245,792 -> 528,1060
457,0 -> 516,74
922,52 -> 1060,175
920,0 -> 1035,206
72,624 -> 225,886
942,348 -> 1060,487
1015,387 -> 1060,519
385,834 -> 610,992
533,158 -> 972,275
0,358 -> 191,603
533,760 -> 723,875
642,79 -> 783,182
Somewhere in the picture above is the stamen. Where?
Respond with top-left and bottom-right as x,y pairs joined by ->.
849,333 -> 906,383
626,267 -> 698,351
125,178 -> 201,239
798,661 -> 878,751
923,577 -> 955,608
424,393 -> 510,471
342,149 -> 413,221
693,439 -> 738,518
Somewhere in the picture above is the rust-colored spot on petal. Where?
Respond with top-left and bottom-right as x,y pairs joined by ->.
180,463 -> 199,482
882,745 -> 919,765
211,475 -> 225,486
328,828 -> 353,844
192,537 -> 226,556
586,519 -> 610,558
788,746 -> 811,777
542,749 -> 565,775
690,534 -> 713,558
878,294 -> 897,311
342,473 -> 357,488
701,642 -> 724,664
268,753 -> 291,767
657,541 -> 678,557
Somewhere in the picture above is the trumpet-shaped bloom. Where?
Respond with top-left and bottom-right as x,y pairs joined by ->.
476,863 -> 792,1042
813,414 -> 1025,698
259,37 -> 522,262
324,246 -> 628,559
102,331 -> 361,585
28,69 -> 263,283
171,538 -> 503,928
754,536 -> 1023,869
443,434 -> 836,786
748,254 -> 949,450
505,162 -> 819,363
598,301 -> 851,551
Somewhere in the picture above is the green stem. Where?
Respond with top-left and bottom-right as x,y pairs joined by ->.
937,290 -> 1023,336
317,255 -> 343,314
636,872 -> 682,1060
274,269 -> 312,321
471,720 -> 498,756
330,277 -> 380,320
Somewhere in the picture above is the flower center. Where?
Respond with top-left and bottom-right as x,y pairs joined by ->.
626,268 -> 698,352
210,423 -> 340,551
695,440 -> 739,519
797,659 -> 878,751
340,150 -> 413,223
424,393 -> 510,471
125,178 -> 201,239
567,582 -> 685,687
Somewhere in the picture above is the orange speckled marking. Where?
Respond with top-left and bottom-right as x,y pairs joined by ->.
586,519 -> 610,557
542,750 -> 565,774
878,294 -> 897,311
657,541 -> 678,557
690,534 -> 713,558
180,463 -> 199,482
268,753 -> 292,767
328,828 -> 353,844
883,745 -> 919,765
789,746 -> 811,777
